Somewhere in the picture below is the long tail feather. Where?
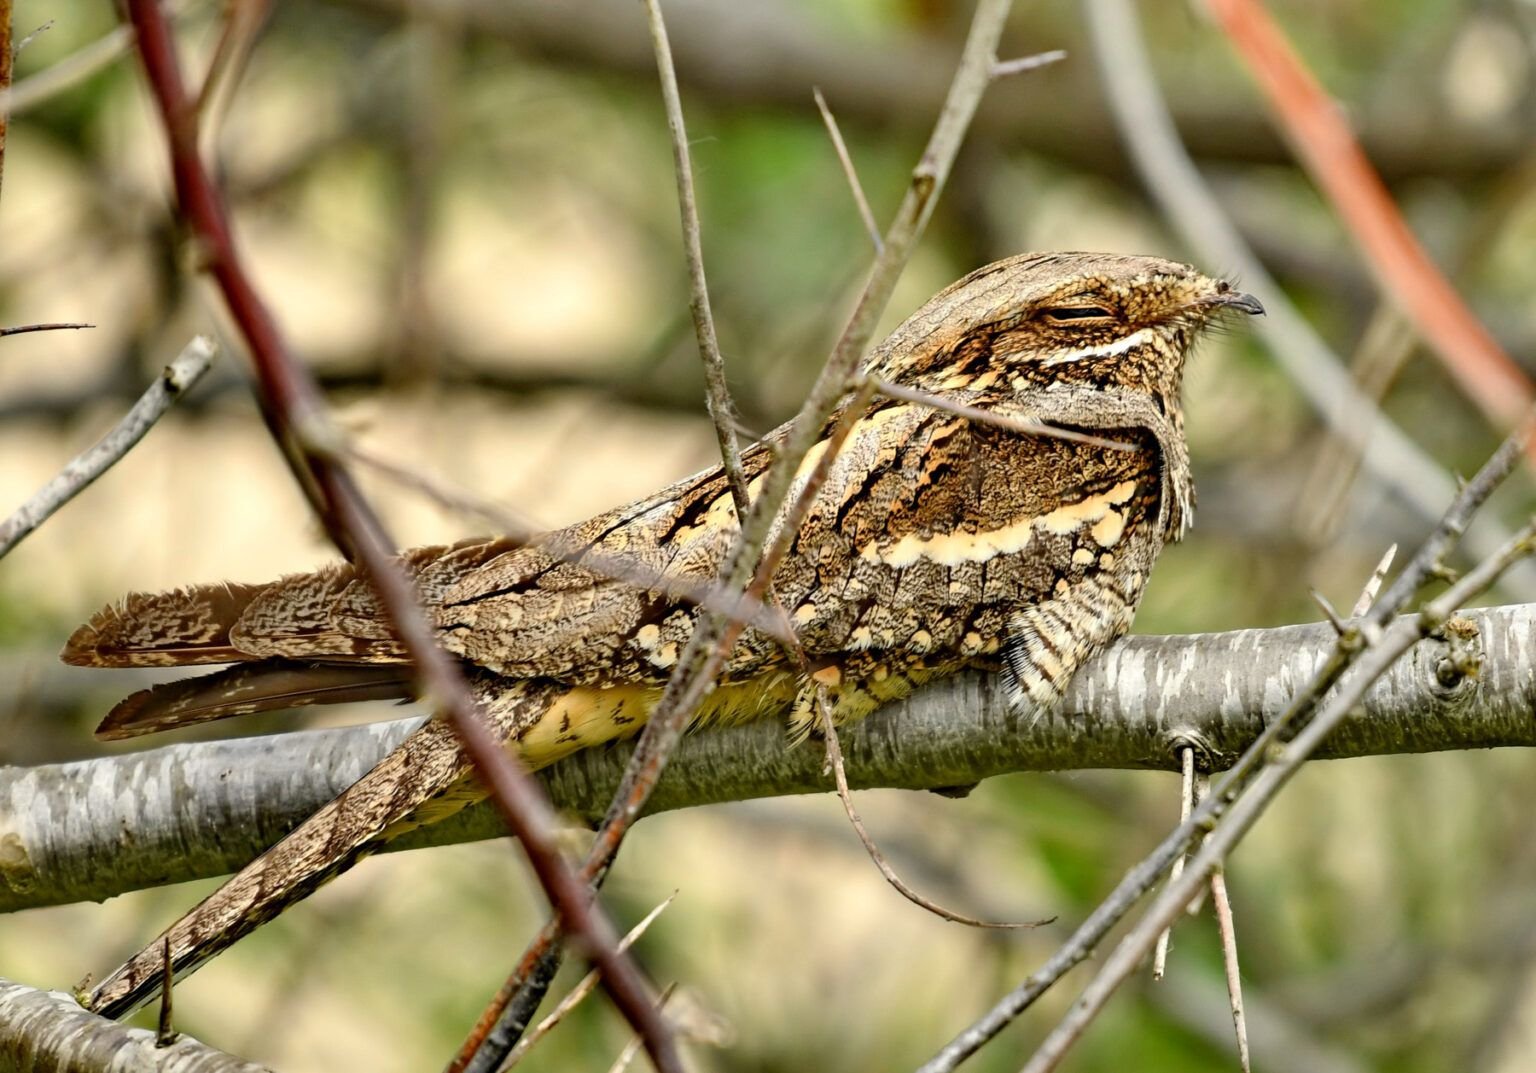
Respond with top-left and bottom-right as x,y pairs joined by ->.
61,583 -> 268,668
95,660 -> 415,740
87,675 -> 558,1019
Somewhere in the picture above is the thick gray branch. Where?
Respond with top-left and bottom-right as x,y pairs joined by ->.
3,606 -> 1533,912
0,977 -> 270,1072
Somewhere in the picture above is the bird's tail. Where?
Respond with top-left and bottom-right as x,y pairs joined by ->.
87,676 -> 561,1019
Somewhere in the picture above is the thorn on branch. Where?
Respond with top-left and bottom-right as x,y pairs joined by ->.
1308,588 -> 1348,636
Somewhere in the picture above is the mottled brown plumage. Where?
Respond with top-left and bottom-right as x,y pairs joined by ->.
63,251 -> 1261,1017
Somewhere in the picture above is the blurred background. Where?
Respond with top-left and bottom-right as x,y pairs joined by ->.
2,1 -> 1535,1070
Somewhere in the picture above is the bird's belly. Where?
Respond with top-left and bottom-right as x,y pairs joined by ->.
515,671 -> 802,770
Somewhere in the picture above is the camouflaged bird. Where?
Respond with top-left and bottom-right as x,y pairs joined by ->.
63,251 -> 1261,1017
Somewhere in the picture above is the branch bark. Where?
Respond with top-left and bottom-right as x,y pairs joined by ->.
6,604 -> 1532,913
0,977 -> 270,1073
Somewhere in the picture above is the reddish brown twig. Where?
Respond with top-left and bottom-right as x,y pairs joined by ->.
121,4 -> 678,1070
0,0 -> 12,201
1205,0 -> 1534,435
503,895 -> 676,1070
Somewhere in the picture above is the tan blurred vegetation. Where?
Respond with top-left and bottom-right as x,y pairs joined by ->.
2,1 -> 1536,1071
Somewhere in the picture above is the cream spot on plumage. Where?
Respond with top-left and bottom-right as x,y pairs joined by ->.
859,480 -> 1137,567
1072,548 -> 1094,566
1092,510 -> 1126,548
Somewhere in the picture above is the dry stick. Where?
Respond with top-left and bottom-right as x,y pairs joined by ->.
867,376 -> 1136,452
1205,0 -> 1534,432
503,895 -> 677,1071
814,687 -> 1049,930
813,87 -> 883,254
1082,0 -> 1534,592
645,0 -> 750,515
1016,518 -> 1536,1073
916,412 -> 1536,1073
1207,858 -> 1249,1073
0,337 -> 215,559
1150,744 -> 1196,980
193,0 -> 273,148
1297,309 -> 1417,543
1352,543 -> 1397,617
119,6 -> 680,1070
0,321 -> 94,337
452,4 -> 1017,1069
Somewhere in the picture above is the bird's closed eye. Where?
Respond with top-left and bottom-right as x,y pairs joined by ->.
1039,305 -> 1116,325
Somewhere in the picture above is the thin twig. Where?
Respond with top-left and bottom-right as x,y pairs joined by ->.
0,0 -> 12,202
503,895 -> 677,1070
121,6 -> 679,1069
0,336 -> 215,560
1151,744 -> 1197,979
1209,864 -> 1250,1073
194,0 -> 273,152
0,15 -> 149,116
11,18 -> 49,56
0,321 -> 93,337
607,984 -> 678,1073
916,409 -> 1536,1073
644,0 -> 750,516
816,686 -> 1047,929
990,49 -> 1066,78
449,935 -> 564,1073
1352,543 -> 1397,617
454,5 -> 1018,1068
1298,308 -> 1417,543
1205,0 -> 1534,432
813,87 -> 882,253
868,375 -> 1138,451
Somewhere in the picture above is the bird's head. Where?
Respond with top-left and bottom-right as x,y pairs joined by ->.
866,251 -> 1263,408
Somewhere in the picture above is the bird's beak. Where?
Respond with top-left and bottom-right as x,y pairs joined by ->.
1216,290 -> 1265,316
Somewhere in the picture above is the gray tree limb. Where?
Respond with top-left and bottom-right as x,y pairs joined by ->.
0,977 -> 271,1072
3,604 -> 1533,913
